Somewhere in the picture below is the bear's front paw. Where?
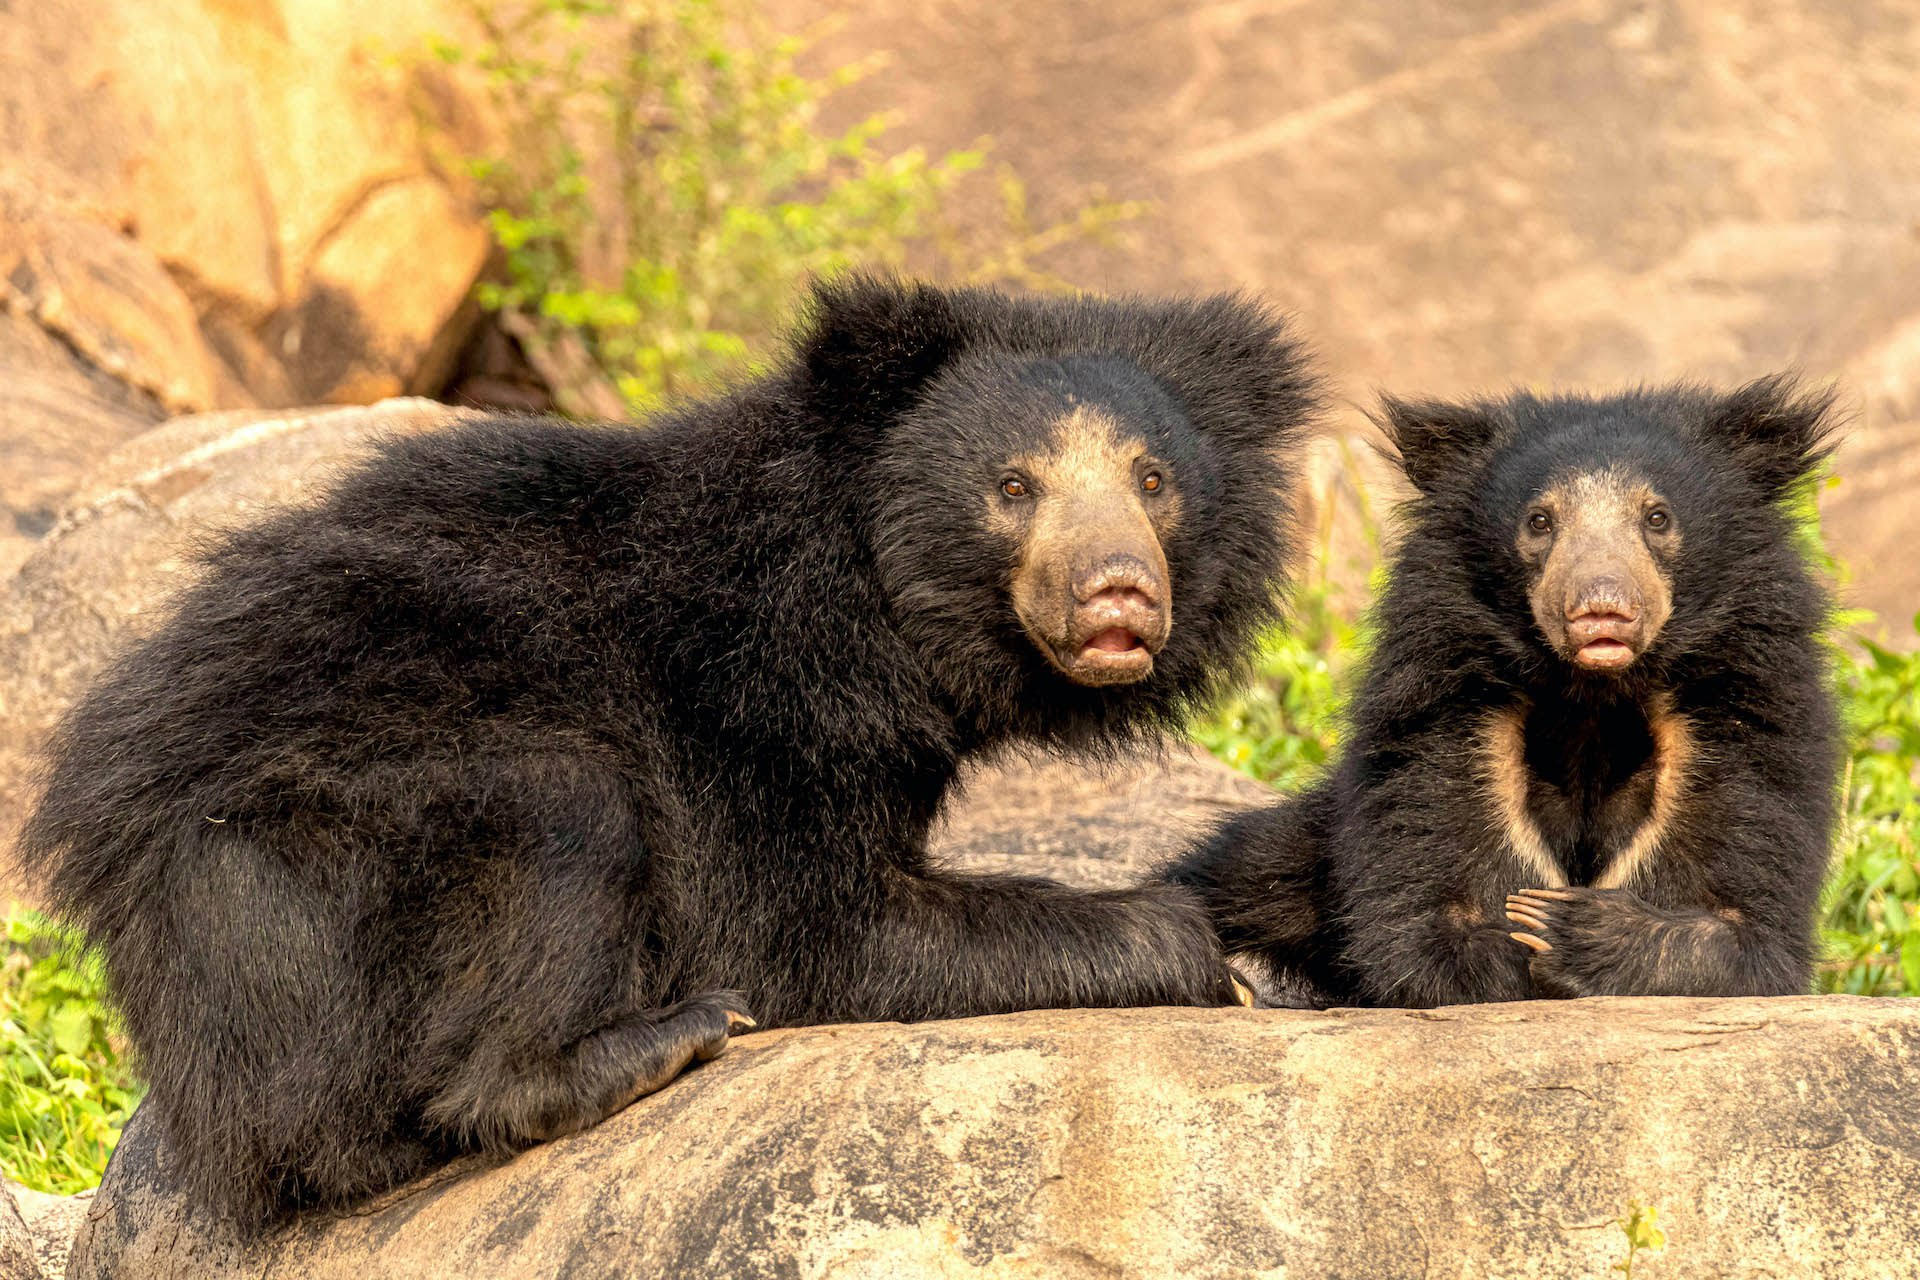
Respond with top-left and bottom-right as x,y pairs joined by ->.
1221,963 -> 1262,1008
1504,886 -> 1644,998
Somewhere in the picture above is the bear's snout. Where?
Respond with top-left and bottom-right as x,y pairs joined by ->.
1014,528 -> 1173,688
1073,555 -> 1163,608
1044,551 -> 1170,686
1563,574 -> 1640,623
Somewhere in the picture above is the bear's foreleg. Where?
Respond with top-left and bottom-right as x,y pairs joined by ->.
837,873 -> 1251,1021
1503,887 -> 1804,996
1164,795 -> 1348,1007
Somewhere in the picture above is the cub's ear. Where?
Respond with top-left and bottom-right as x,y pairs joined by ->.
795,273 -> 970,436
1701,375 -> 1842,498
1375,395 -> 1501,494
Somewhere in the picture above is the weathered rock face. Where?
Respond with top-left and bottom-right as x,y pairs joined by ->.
0,1181 -> 90,1280
0,0 -> 489,406
0,179 -> 176,581
0,401 -> 466,882
66,997 -> 1920,1279
933,747 -> 1274,889
770,0 -> 1920,633
0,0 -> 489,570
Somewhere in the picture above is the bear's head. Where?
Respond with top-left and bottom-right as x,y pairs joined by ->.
1381,376 -> 1838,682
795,275 -> 1321,739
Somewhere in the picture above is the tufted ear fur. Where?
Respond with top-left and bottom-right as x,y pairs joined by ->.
1130,293 -> 1321,456
795,273 -> 971,445
1700,375 -> 1841,499
1375,395 -> 1503,495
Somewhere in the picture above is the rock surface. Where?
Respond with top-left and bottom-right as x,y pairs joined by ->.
932,746 -> 1274,889
0,179 -> 179,581
0,0 -> 489,553
771,0 -> 1920,633
66,997 -> 1920,1279
0,1182 -> 90,1280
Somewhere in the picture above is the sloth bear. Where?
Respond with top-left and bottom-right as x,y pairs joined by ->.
1171,376 -> 1842,1007
22,276 -> 1319,1229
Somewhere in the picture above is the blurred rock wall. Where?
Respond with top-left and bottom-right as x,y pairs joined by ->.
775,0 -> 1920,629
0,0 -> 487,578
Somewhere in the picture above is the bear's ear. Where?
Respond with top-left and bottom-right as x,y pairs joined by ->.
794,273 -> 971,439
1376,395 -> 1501,494
1700,375 -> 1841,498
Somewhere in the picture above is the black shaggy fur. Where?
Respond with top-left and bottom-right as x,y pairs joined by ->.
1172,377 -> 1842,1007
22,276 -> 1318,1228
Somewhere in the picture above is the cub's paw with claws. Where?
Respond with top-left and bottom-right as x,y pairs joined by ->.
1504,887 -> 1647,999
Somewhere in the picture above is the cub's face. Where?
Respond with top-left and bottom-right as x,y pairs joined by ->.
1514,466 -> 1679,673
1384,377 -> 1837,685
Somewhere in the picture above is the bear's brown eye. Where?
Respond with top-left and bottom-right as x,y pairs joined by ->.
1528,511 -> 1553,534
1141,472 -> 1162,493
1646,508 -> 1670,531
1001,477 -> 1027,499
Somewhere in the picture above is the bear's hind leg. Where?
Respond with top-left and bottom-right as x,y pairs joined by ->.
426,991 -> 756,1149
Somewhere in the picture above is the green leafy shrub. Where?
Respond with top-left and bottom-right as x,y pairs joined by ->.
1189,578 -> 1357,795
0,912 -> 142,1193
1819,618 -> 1920,995
422,0 -> 1142,413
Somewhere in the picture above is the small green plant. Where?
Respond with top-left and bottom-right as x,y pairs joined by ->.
1613,1201 -> 1667,1276
1191,452 -> 1378,794
1818,615 -> 1920,995
0,912 -> 142,1193
420,0 -> 1143,413
1190,577 -> 1357,795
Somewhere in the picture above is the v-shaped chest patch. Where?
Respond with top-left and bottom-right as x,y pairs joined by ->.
1478,693 -> 1697,891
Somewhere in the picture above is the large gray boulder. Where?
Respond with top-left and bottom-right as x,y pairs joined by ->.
66,996 -> 1920,1279
0,1181 -> 89,1280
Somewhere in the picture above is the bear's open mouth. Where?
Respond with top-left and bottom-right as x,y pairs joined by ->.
1574,638 -> 1636,670
1052,626 -> 1155,686
1082,627 -> 1143,654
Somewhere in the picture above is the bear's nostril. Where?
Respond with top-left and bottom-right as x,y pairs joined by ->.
1073,558 -> 1163,607
1565,577 -> 1640,622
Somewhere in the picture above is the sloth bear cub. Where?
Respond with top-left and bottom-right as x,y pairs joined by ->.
1172,377 -> 1842,1007
24,277 -> 1319,1228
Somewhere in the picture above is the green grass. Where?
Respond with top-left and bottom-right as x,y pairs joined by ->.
0,913 -> 142,1193
1819,621 -> 1920,994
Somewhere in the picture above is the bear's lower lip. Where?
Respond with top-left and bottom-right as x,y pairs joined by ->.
1574,638 -> 1636,670
1083,628 -> 1143,654
1059,631 -> 1154,686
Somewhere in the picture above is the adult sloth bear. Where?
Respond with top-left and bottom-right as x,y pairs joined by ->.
1173,377 -> 1841,1007
23,276 -> 1318,1228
